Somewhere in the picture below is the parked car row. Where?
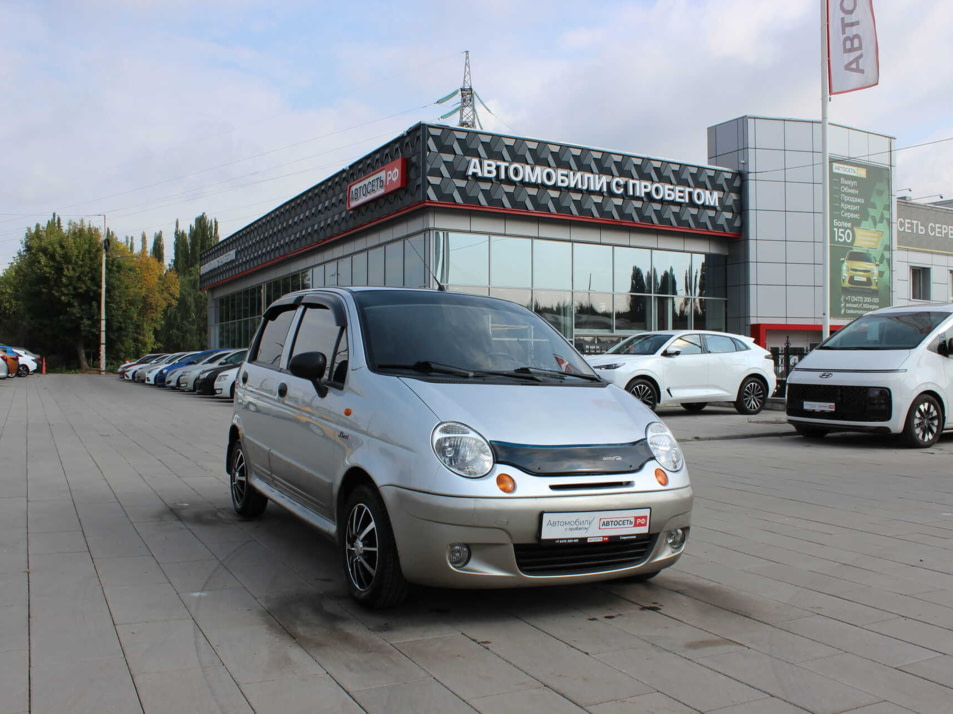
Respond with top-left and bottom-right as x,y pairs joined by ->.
0,346 -> 42,379
120,348 -> 246,399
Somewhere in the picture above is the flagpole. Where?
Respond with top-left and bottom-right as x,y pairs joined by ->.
821,0 -> 831,339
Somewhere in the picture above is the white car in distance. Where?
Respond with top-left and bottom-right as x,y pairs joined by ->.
586,330 -> 777,414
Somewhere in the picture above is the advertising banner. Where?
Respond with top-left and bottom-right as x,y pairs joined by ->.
829,159 -> 891,319
827,0 -> 880,95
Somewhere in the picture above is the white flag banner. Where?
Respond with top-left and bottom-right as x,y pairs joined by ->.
828,0 -> 880,94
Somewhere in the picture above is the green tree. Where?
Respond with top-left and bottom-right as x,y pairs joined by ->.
0,214 -> 179,370
151,231 -> 164,264
159,213 -> 219,351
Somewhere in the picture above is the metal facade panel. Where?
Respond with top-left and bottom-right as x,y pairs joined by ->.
423,125 -> 742,237
201,123 -> 742,290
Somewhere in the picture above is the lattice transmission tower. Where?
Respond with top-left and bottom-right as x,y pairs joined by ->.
436,51 -> 494,129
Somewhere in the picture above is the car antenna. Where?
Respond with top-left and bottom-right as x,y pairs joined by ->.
405,237 -> 447,291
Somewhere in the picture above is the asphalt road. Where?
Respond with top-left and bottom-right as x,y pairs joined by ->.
2,375 -> 952,713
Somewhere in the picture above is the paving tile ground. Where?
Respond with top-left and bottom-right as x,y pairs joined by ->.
1,375 -> 952,713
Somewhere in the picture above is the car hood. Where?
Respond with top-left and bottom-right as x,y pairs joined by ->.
796,348 -> 912,371
399,379 -> 657,445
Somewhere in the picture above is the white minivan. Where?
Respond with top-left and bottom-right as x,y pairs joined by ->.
786,303 -> 953,447
228,288 -> 693,608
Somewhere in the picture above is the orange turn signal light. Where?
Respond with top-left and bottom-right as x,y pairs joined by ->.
654,468 -> 669,486
496,473 -> 516,493
343,408 -> 352,416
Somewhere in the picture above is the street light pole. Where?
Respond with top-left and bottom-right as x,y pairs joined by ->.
100,214 -> 107,375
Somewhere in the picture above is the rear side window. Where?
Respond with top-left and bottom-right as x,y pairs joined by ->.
252,309 -> 296,367
706,335 -> 742,353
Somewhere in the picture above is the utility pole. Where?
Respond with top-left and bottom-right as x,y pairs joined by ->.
100,214 -> 107,375
458,51 -> 476,129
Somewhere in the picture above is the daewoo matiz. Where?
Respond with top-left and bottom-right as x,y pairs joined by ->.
227,288 -> 692,608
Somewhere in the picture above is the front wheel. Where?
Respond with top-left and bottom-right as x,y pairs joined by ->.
229,441 -> 268,517
626,378 -> 659,411
735,377 -> 767,415
17,365 -> 29,377
341,484 -> 408,609
901,394 -> 942,448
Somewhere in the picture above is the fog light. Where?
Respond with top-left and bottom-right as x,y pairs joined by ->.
665,528 -> 687,550
447,543 -> 471,568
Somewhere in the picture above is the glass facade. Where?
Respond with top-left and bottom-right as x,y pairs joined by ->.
211,231 -> 727,353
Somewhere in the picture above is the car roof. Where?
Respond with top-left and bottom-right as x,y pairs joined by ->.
869,303 -> 953,315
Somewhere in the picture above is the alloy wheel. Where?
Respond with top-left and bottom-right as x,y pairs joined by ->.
913,399 -> 940,445
741,380 -> 766,412
345,503 -> 379,592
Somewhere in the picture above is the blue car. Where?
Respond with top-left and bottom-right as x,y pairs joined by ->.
154,350 -> 225,387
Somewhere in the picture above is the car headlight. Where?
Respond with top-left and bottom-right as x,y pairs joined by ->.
432,422 -> 494,478
646,421 -> 684,472
215,373 -> 228,382
593,363 -> 624,371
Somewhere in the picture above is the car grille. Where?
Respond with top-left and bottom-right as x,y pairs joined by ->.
786,383 -> 891,422
513,535 -> 657,575
491,440 -> 655,476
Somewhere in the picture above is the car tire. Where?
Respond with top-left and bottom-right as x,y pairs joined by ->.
341,484 -> 408,609
229,382 -> 236,399
626,378 -> 659,411
901,394 -> 942,448
793,424 -> 829,439
681,402 -> 707,413
229,441 -> 268,517
17,365 -> 29,377
735,376 -> 767,415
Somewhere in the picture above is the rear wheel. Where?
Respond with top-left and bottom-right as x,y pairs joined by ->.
735,377 -> 768,415
341,484 -> 408,609
229,441 -> 268,517
901,394 -> 942,448
17,365 -> 29,377
626,378 -> 659,411
681,402 -> 707,413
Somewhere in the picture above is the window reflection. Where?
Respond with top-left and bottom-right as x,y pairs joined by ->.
336,257 -> 352,287
385,242 -> 403,286
574,292 -> 613,333
490,236 -> 531,287
489,287 -> 532,310
573,243 -> 612,292
368,246 -> 385,285
653,251 -> 692,296
351,253 -> 367,286
533,290 -> 572,337
655,296 -> 691,330
614,247 -> 651,293
614,294 -> 651,333
405,236 -> 427,288
443,233 -> 488,285
533,240 -> 571,290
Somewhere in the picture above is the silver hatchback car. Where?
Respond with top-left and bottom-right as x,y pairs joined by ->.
228,288 -> 693,608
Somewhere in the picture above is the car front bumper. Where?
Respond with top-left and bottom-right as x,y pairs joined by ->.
382,485 -> 692,589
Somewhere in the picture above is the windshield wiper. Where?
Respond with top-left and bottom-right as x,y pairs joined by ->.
377,361 -> 486,378
508,366 -> 602,382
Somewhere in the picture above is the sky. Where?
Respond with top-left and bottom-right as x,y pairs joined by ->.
1,0 -> 950,271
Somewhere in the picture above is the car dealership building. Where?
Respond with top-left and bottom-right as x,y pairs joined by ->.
199,115 -> 952,361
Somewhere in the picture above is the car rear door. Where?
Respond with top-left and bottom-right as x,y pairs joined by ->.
703,334 -> 751,401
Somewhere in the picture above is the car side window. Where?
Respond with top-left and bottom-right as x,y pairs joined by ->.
251,308 -> 296,367
291,306 -> 349,385
670,335 -> 703,355
706,335 -> 738,353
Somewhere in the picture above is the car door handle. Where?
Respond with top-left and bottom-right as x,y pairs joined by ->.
277,383 -> 288,398
241,371 -> 248,384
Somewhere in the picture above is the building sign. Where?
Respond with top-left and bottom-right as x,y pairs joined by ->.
829,159 -> 891,319
200,249 -> 236,275
346,158 -> 407,210
897,201 -> 953,254
465,158 -> 723,208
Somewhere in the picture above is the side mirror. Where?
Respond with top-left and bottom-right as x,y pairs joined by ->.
939,339 -> 951,358
663,348 -> 682,357
288,351 -> 329,396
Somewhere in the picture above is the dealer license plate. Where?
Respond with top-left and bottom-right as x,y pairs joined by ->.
540,509 -> 650,544
803,401 -> 835,412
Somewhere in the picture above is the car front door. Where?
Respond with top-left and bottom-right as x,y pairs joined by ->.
660,334 -> 711,401
268,298 -> 351,519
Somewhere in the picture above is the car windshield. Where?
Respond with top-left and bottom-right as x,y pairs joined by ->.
355,291 -> 597,381
222,350 -> 247,364
818,311 -> 949,351
845,251 -> 874,263
605,333 -> 672,355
